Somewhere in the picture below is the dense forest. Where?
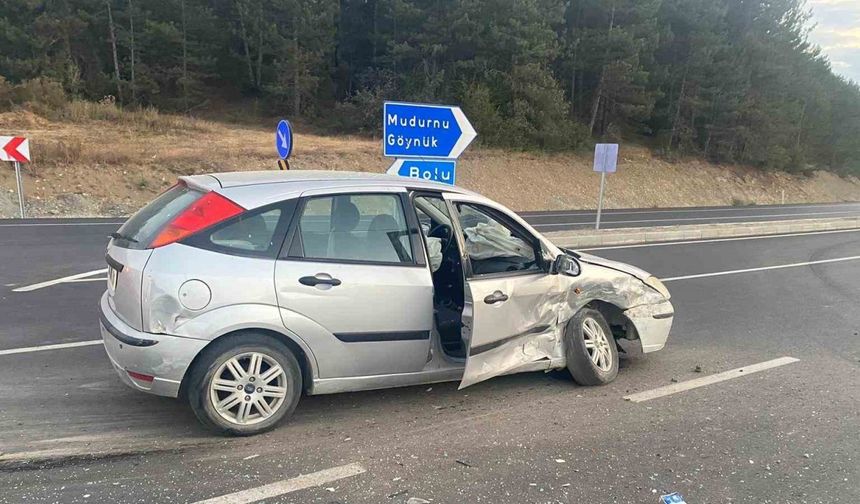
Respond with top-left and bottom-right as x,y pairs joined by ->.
1,0 -> 860,175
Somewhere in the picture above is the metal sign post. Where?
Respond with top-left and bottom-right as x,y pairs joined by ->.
14,161 -> 24,218
1,136 -> 31,218
592,143 -> 619,230
595,170 -> 607,230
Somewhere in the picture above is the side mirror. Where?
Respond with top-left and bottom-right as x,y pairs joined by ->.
552,254 -> 581,277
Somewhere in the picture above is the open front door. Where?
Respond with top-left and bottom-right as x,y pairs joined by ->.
447,199 -> 565,389
460,275 -> 564,388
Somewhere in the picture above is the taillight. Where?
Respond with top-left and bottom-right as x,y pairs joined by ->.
149,191 -> 244,248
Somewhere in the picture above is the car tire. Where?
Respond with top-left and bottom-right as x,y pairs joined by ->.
564,308 -> 619,386
188,332 -> 302,436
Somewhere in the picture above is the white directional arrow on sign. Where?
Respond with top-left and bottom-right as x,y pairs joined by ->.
449,107 -> 477,159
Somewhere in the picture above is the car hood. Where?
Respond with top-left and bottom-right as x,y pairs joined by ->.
576,252 -> 652,281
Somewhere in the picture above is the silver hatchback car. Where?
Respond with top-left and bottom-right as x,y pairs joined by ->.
100,171 -> 673,435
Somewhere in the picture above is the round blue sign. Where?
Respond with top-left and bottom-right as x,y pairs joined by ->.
275,119 -> 293,160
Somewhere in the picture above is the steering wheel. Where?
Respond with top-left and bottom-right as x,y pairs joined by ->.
428,223 -> 455,257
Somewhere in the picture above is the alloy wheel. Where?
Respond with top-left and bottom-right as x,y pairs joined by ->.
582,317 -> 613,372
208,351 -> 288,425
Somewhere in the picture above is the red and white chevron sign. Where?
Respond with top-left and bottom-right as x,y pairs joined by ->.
0,136 -> 31,163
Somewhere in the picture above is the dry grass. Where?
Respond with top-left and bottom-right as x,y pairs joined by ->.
1,108 -> 859,217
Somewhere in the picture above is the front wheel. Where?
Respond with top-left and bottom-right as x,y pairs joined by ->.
188,333 -> 302,436
564,308 -> 619,386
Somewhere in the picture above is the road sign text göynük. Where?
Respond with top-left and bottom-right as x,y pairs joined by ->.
383,102 -> 476,159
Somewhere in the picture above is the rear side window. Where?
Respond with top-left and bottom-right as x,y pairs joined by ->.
294,194 -> 413,264
114,184 -> 202,249
183,200 -> 296,258
209,208 -> 282,252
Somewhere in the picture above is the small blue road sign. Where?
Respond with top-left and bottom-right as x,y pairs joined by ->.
383,102 -> 476,159
593,143 -> 619,173
275,120 -> 293,160
659,492 -> 687,504
387,158 -> 456,185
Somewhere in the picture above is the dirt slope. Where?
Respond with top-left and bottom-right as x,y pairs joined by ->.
1,110 -> 859,218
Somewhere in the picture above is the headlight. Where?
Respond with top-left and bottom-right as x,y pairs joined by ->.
644,276 -> 671,299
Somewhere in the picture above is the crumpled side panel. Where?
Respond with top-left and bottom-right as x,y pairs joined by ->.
460,262 -> 669,388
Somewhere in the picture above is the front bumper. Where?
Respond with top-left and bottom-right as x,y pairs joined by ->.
623,300 -> 674,353
99,292 -> 208,398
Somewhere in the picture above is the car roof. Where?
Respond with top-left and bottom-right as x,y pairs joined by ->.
181,170 -> 474,194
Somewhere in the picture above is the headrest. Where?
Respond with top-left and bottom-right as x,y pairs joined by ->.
331,201 -> 360,231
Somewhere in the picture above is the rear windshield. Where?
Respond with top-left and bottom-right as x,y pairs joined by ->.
114,183 -> 202,249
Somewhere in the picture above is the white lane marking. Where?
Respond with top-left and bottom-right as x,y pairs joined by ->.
524,203 -> 860,218
193,463 -> 366,504
624,357 -> 800,403
0,222 -> 124,227
12,268 -> 107,292
579,228 -> 860,251
662,255 -> 860,282
0,340 -> 103,356
531,210 -> 859,227
64,277 -> 107,283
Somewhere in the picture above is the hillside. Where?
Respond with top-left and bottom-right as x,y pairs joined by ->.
1,109 -> 859,218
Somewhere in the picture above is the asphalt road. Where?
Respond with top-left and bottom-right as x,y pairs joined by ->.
1,219 -> 859,503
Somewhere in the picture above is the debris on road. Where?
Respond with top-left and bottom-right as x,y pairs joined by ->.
455,459 -> 471,468
694,364 -> 703,373
242,454 -> 259,461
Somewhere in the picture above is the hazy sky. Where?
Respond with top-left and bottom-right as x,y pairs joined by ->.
807,0 -> 860,83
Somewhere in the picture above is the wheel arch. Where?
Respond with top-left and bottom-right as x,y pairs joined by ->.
585,299 -> 638,341
178,327 -> 316,401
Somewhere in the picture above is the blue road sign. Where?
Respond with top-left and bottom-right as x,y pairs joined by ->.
383,102 -> 476,159
276,119 -> 293,160
387,158 -> 456,185
659,492 -> 687,504
593,143 -> 619,173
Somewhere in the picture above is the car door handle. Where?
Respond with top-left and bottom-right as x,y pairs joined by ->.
484,291 -> 508,304
299,275 -> 342,287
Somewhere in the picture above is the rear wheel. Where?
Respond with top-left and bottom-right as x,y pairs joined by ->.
564,308 -> 619,386
188,333 -> 302,436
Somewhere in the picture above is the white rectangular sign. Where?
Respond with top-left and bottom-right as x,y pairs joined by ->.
593,143 -> 618,173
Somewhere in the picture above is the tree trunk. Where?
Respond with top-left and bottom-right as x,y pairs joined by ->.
255,4 -> 263,89
181,0 -> 188,111
589,70 -> 605,135
128,0 -> 136,103
106,0 -> 123,102
589,3 -> 615,135
237,1 -> 256,88
293,29 -> 301,115
669,67 -> 688,150
795,101 -> 806,150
